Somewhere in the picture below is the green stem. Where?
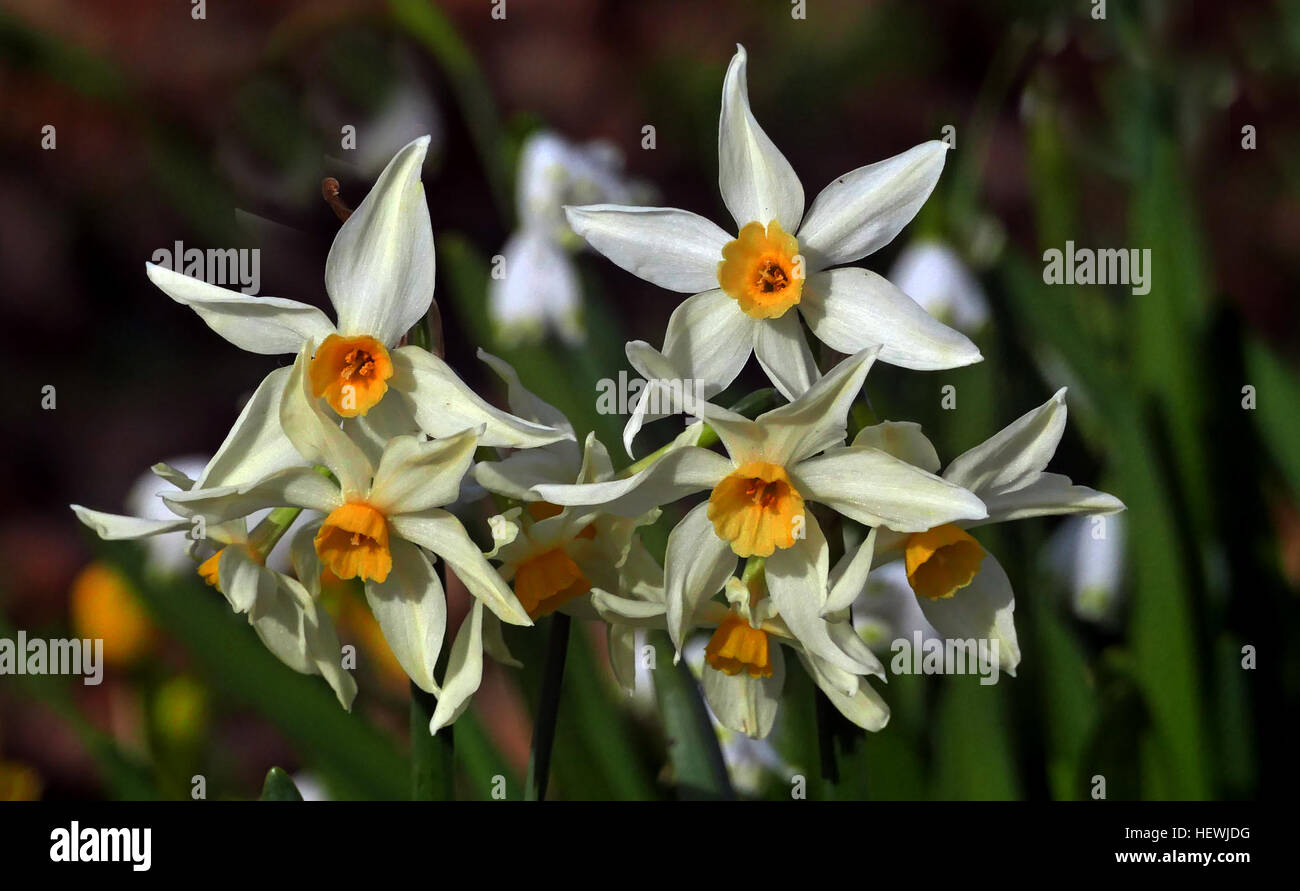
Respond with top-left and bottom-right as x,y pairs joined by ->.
409,682 -> 455,800
648,631 -> 735,800
524,613 -> 571,801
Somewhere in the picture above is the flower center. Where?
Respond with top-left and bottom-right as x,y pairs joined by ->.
197,544 -> 263,593
717,220 -> 804,319
309,333 -> 394,418
704,613 -> 773,678
707,461 -> 805,558
904,524 -> 985,600
314,502 -> 392,583
513,547 -> 590,619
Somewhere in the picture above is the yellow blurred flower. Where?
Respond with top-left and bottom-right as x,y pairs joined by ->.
153,675 -> 209,746
0,760 -> 42,801
69,562 -> 155,666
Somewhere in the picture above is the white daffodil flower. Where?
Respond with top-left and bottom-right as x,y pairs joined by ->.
72,464 -> 357,709
594,569 -> 888,740
1045,513 -> 1126,625
564,45 -> 979,452
472,351 -> 665,688
489,132 -> 647,346
163,345 -> 532,709
854,390 -> 1125,674
146,135 -> 567,477
531,348 -> 987,671
888,239 -> 990,334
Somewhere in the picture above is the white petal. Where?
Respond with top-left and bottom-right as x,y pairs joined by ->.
748,347 -> 879,467
343,386 -> 422,468
608,624 -> 638,693
915,550 -> 1020,676
474,448 -> 581,502
800,269 -> 981,370
483,614 -> 523,669
942,388 -> 1069,495
621,340 -> 699,457
532,446 -> 731,518
369,428 -> 478,516
279,345 -> 374,498
218,545 -> 275,614
752,310 -> 819,401
430,600 -> 485,733
796,141 -> 949,269
564,205 -> 731,293
390,346 -> 569,449
826,526 -> 877,615
764,512 -> 873,676
850,421 -> 941,474
164,465 -> 341,525
977,472 -> 1125,526
664,503 -> 738,656
145,263 -> 334,355
70,506 -> 189,540
364,538 -> 447,694
794,447 -> 987,532
702,647 -> 784,739
198,367 -> 304,490
801,652 -> 890,731
718,45 -> 804,232
289,519 -> 324,598
326,136 -> 434,345
660,289 -> 757,393
476,349 -> 574,434
389,508 -> 531,626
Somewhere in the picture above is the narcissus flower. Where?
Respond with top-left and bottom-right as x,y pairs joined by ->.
473,351 -> 666,686
145,136 -> 567,469
164,346 -> 532,707
531,349 -> 987,667
72,463 -> 356,708
562,45 -> 979,452
489,131 -> 648,346
852,390 -> 1125,674
888,239 -> 990,335
594,560 -> 889,740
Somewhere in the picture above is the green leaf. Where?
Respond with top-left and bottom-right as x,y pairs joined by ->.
259,767 -> 304,801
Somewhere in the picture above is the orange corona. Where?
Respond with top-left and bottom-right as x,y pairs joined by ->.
309,334 -> 394,417
707,461 -> 805,558
717,220 -> 804,319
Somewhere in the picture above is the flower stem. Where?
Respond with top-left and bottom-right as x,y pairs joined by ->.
648,631 -> 735,800
524,612 -> 571,801
409,681 -> 455,800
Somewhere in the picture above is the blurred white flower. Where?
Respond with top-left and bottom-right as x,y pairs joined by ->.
1045,513 -> 1126,625
489,131 -> 646,346
125,455 -> 209,575
888,240 -> 990,335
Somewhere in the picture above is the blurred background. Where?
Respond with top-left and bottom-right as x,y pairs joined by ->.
1,0 -> 1296,800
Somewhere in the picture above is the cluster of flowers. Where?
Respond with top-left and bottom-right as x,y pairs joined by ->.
73,46 -> 1121,739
